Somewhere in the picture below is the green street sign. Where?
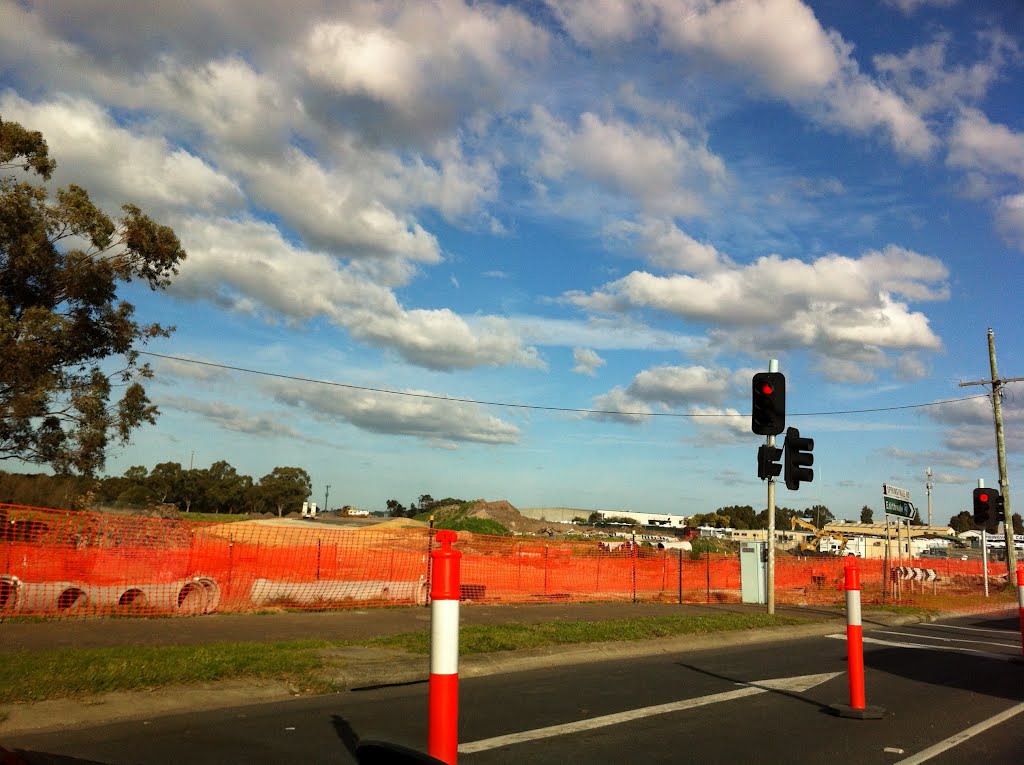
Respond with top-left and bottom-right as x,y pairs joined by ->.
884,496 -> 915,519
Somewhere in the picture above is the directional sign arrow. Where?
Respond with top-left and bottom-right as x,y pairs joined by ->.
458,672 -> 842,754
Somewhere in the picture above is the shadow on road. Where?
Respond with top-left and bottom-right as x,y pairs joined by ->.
863,647 -> 1023,701
1,747 -> 109,764
673,662 -> 835,715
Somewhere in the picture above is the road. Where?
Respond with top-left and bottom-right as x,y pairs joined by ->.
4,612 -> 1022,764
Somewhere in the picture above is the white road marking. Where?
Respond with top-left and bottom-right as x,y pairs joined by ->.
874,629 -> 1018,649
458,672 -> 841,754
825,633 -> 1015,662
922,622 -> 1015,636
893,701 -> 1024,765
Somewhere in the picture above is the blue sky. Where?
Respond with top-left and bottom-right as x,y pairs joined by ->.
2,0 -> 1022,522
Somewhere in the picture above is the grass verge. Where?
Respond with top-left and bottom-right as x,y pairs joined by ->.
0,613 -> 813,704
365,612 -> 810,655
0,641 -> 333,704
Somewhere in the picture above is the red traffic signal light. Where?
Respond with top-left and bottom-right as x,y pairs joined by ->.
751,372 -> 785,436
973,487 -> 1002,527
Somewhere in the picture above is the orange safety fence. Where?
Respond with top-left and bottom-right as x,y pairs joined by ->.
0,504 -> 1018,620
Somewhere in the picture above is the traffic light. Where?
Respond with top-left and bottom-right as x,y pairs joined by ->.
783,426 -> 814,490
973,487 -> 1002,527
757,444 -> 782,481
751,372 -> 785,436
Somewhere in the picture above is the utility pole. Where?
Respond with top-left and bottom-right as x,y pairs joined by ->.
959,328 -> 1022,585
925,467 -> 933,527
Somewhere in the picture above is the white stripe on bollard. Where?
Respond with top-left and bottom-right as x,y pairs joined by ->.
431,599 -> 460,675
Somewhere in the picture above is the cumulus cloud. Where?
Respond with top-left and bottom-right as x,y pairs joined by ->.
260,379 -> 522,447
159,395 -> 308,441
572,348 -> 606,376
873,34 -> 1012,116
0,92 -> 243,215
526,107 -> 726,217
566,245 -> 947,367
995,194 -> 1024,250
947,109 -> 1024,181
604,217 -> 729,273
548,0 -> 936,157
169,215 -> 543,371
586,364 -> 747,429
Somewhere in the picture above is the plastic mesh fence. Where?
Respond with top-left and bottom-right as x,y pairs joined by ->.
0,505 -> 1015,619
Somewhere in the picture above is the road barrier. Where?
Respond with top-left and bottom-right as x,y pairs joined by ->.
429,530 -> 461,765
1017,562 -> 1024,658
0,504 -> 1018,620
831,562 -> 884,719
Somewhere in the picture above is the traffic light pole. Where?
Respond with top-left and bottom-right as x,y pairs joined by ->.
959,329 -> 1022,585
766,360 -> 779,616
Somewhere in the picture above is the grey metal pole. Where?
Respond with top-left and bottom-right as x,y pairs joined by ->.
979,480 -> 989,598
987,329 -> 1018,584
926,468 -> 933,527
766,358 -> 778,616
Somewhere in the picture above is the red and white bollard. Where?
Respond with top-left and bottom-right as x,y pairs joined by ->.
428,530 -> 462,764
831,562 -> 884,719
1016,562 -> 1024,658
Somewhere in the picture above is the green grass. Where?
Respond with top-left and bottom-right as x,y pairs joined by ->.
0,612 -> 815,704
0,640 -> 332,704
365,612 -> 810,655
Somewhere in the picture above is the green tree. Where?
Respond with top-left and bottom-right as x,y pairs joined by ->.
203,460 -> 251,514
800,505 -> 834,527
386,499 -> 407,517
0,116 -> 186,476
255,467 -> 311,517
717,505 -> 755,529
860,505 -> 873,523
948,511 -> 973,534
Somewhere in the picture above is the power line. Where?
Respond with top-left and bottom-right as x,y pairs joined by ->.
139,351 -> 992,419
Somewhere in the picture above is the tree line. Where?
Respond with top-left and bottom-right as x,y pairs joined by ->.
0,463 -> 312,517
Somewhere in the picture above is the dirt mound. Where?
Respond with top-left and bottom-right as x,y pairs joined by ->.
465,499 -> 574,534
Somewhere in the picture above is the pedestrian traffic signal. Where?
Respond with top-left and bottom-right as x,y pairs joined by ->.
751,372 -> 785,436
783,426 -> 814,490
757,444 -> 782,481
973,487 -> 1002,527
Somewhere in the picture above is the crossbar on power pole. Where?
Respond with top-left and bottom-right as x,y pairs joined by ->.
959,328 -> 1021,585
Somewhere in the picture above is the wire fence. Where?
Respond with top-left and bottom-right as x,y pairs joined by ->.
0,505 -> 1017,619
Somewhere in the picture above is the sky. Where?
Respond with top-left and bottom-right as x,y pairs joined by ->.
2,0 -> 1023,522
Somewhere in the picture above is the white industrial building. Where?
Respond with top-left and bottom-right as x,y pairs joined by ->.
519,507 -> 690,527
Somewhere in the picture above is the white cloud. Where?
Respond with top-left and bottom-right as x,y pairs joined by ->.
159,395 -> 308,441
260,379 -> 522,446
589,386 -> 652,424
567,245 -> 946,364
604,217 -> 728,273
527,107 -> 726,217
170,215 -> 543,371
0,92 -> 243,215
873,34 -> 1010,116
627,365 -> 735,406
572,348 -> 606,376
882,0 -> 957,14
947,109 -> 1024,181
995,194 -> 1024,250
548,0 -> 937,157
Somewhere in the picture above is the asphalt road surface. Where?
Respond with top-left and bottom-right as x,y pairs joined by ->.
5,612 -> 1022,765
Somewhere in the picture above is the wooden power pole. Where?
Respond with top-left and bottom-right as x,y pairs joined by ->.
959,328 -> 1021,585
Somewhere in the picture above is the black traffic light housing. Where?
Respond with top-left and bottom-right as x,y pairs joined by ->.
757,444 -> 782,481
751,372 -> 786,436
783,426 -> 814,490
973,487 -> 1002,527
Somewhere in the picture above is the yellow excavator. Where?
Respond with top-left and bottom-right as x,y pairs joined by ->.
790,516 -> 850,555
